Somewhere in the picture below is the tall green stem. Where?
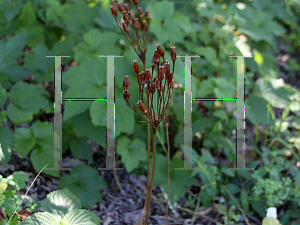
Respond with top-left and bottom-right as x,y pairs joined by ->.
144,128 -> 157,224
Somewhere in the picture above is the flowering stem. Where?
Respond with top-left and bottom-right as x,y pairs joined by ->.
144,127 -> 157,225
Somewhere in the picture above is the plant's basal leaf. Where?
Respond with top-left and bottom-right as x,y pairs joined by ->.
58,164 -> 107,209
43,188 -> 82,217
62,209 -> 101,225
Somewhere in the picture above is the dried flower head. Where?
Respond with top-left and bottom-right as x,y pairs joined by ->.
123,75 -> 129,90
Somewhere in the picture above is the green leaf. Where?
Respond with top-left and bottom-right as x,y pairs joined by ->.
30,146 -> 60,178
19,1 -> 37,27
25,198 -> 40,212
226,183 -> 240,195
8,82 -> 49,114
18,25 -> 45,47
70,110 -> 106,148
63,101 -> 91,121
90,101 -> 106,126
240,189 -> 249,213
62,58 -> 106,98
213,110 -> 228,120
0,0 -> 22,23
19,212 -> 60,225
151,154 -> 196,203
0,84 -> 7,107
0,182 -> 8,194
149,18 -> 184,45
0,33 -> 26,63
24,43 -> 53,75
50,34 -> 76,64
43,188 -> 82,217
3,195 -> 22,214
0,126 -> 12,165
255,78 -> 295,109
62,209 -> 101,225
62,0 -> 97,34
7,171 -> 28,191
58,164 -> 107,209
70,137 -> 93,163
172,13 -> 195,35
31,121 -> 53,147
147,0 -> 174,21
74,29 -> 121,63
116,137 -> 147,172
6,104 -> 33,125
13,127 -> 36,158
115,97 -> 134,137
245,95 -> 274,125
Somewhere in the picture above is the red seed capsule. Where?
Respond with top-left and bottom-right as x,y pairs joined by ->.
151,56 -> 156,69
158,66 -> 164,80
145,69 -> 151,80
167,71 -> 173,83
140,71 -> 145,83
151,81 -> 156,93
161,84 -> 165,92
133,0 -> 138,6
137,100 -> 147,114
133,60 -> 140,73
143,21 -> 148,30
111,5 -> 117,17
123,75 -> 129,90
123,89 -> 130,100
122,22 -> 129,32
156,44 -> 164,57
169,90 -> 172,98
156,79 -> 161,91
123,11 -> 129,23
138,7 -> 143,18
171,79 -> 174,88
145,10 -> 149,20
154,50 -> 160,64
124,3 -> 130,14
171,46 -> 177,62
165,61 -> 170,74
117,2 -> 124,13
134,18 -> 139,28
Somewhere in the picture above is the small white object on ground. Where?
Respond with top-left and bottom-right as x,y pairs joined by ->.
266,207 -> 277,219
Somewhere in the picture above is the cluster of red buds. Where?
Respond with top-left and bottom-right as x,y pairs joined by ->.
111,0 -> 149,64
123,44 -> 177,129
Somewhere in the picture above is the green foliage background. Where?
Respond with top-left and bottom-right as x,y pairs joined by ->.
0,0 -> 299,223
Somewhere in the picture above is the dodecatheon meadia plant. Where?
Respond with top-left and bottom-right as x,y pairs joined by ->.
111,0 -> 177,224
